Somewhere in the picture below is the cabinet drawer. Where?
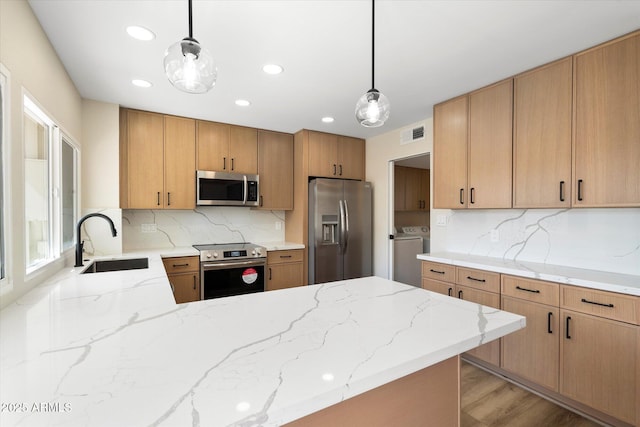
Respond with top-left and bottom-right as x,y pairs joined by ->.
267,249 -> 303,265
502,275 -> 559,306
421,261 -> 455,282
162,256 -> 199,274
561,285 -> 639,325
456,267 -> 500,293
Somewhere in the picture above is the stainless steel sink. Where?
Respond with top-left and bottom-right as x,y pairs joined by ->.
81,257 -> 149,274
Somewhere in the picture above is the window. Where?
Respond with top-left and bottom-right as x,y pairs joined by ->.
23,95 -> 78,274
0,66 -> 8,285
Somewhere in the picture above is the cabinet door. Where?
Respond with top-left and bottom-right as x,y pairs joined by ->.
169,272 -> 200,304
126,110 -> 165,209
560,309 -> 638,424
468,80 -> 513,209
308,131 -> 338,178
433,96 -> 468,208
229,125 -> 258,174
422,278 -> 454,297
337,136 -> 365,180
419,169 -> 430,210
164,116 -> 195,209
197,120 -> 229,171
267,263 -> 304,291
574,33 -> 640,207
457,285 -> 501,366
394,166 -> 406,211
501,297 -> 560,391
404,167 -> 422,211
514,58 -> 572,208
258,130 -> 293,210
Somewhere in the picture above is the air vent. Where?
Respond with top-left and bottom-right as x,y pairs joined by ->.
400,124 -> 425,145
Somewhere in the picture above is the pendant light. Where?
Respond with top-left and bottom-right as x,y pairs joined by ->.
164,0 -> 217,94
355,0 -> 390,127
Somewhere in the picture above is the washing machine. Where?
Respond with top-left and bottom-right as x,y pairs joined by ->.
401,226 -> 430,253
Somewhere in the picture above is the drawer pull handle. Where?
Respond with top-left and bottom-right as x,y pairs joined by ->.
447,287 -> 453,297
466,276 -> 486,283
580,298 -> 614,308
280,255 -> 292,259
547,312 -> 553,334
172,263 -> 190,267
193,275 -> 196,290
269,267 -> 272,280
429,269 -> 445,275
565,316 -> 571,339
515,285 -> 540,294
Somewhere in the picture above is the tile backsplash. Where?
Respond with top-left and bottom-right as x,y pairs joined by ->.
431,208 -> 640,276
122,207 -> 285,251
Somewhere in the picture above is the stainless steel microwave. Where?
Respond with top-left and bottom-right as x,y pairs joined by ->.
196,171 -> 259,206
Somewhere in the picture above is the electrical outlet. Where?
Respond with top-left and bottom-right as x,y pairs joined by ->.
436,215 -> 447,226
141,223 -> 157,233
490,229 -> 499,242
275,221 -> 283,231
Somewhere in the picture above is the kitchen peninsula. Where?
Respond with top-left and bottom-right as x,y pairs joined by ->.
0,251 -> 524,427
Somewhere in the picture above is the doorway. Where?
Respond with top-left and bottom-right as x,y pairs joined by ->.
389,153 -> 430,286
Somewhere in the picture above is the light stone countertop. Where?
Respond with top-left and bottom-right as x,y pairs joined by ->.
0,251 -> 524,427
418,252 -> 640,297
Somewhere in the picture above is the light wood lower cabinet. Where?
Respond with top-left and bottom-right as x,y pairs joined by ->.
266,249 -> 304,291
501,275 -> 561,392
163,256 -> 200,304
423,262 -> 640,426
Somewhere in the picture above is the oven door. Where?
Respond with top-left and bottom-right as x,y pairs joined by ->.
201,259 -> 266,300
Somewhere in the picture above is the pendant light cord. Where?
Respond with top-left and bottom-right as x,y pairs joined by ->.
188,0 -> 193,38
371,0 -> 375,89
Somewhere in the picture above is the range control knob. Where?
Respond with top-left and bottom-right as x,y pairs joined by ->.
212,252 -> 218,258
255,249 -> 262,256
206,253 -> 212,259
251,250 -> 256,256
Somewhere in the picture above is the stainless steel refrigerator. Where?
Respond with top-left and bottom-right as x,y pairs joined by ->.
308,178 -> 372,284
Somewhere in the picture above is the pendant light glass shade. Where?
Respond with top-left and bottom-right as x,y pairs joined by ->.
164,0 -> 217,94
355,88 -> 390,128
164,37 -> 217,93
355,0 -> 389,127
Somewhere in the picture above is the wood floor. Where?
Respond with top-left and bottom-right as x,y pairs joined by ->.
461,361 -> 601,427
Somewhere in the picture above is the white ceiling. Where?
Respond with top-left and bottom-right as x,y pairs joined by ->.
28,0 -> 640,139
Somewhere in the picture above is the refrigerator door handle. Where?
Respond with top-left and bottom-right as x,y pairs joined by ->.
343,199 -> 350,254
339,200 -> 346,254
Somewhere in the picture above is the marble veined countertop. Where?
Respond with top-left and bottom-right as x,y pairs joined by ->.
0,252 -> 524,427
418,252 -> 640,297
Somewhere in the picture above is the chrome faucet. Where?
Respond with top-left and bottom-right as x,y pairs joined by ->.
75,213 -> 118,267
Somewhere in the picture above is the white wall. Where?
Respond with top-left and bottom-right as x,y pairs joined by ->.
365,119 -> 433,279
0,0 -> 83,308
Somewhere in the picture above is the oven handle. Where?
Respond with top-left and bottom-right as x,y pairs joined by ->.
201,259 -> 266,270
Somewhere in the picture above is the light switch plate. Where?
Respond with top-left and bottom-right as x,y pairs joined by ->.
436,215 -> 447,226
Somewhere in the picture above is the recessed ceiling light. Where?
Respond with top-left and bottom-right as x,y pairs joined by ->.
262,64 -> 284,75
321,117 -> 335,123
132,79 -> 152,88
126,25 -> 155,41
235,99 -> 251,107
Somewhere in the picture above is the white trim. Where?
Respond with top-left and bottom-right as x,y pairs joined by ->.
387,160 -> 394,280
0,63 -> 11,293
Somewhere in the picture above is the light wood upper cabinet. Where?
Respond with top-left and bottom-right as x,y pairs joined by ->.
337,136 -> 365,180
197,121 -> 257,174
120,109 -> 195,209
307,131 -> 365,180
164,116 -> 196,209
468,79 -> 513,209
395,166 -> 428,211
573,32 -> 640,207
513,58 -> 573,208
257,130 -> 294,210
433,96 -> 468,209
432,81 -> 515,210
394,166 -> 406,211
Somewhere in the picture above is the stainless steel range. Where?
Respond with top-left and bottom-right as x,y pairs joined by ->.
193,242 -> 267,300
